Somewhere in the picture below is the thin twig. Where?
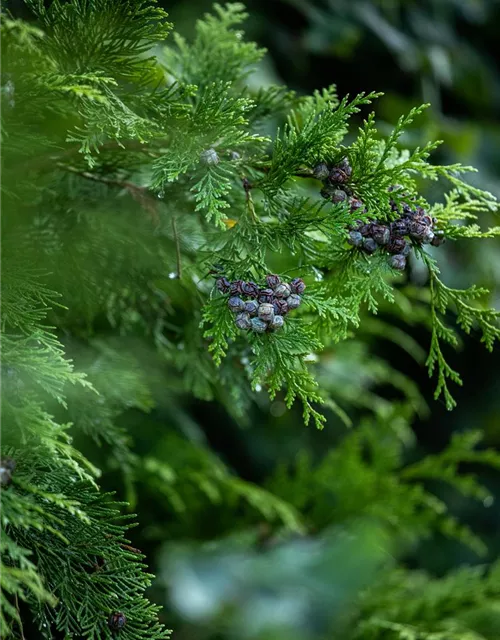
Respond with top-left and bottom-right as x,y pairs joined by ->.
172,216 -> 182,279
246,192 -> 257,223
57,163 -> 160,225
120,543 -> 142,555
15,594 -> 26,640
57,163 -> 142,191
242,177 -> 258,223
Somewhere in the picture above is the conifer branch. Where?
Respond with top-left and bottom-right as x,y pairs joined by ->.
56,163 -> 161,224
56,163 -> 144,192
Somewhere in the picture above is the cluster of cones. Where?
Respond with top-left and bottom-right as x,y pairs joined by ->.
348,185 -> 445,270
314,158 -> 363,213
216,275 -> 306,333
313,159 -> 445,270
0,457 -> 15,486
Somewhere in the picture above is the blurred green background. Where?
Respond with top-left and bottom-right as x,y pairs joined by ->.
6,1 -> 500,638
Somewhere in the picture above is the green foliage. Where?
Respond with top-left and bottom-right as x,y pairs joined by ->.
2,1 -> 500,639
3,475 -> 168,639
267,417 -> 500,555
1,266 -> 169,638
24,0 -> 172,82
355,561 -> 500,640
422,253 -> 500,409
163,2 -> 265,87
261,88 -> 381,196
140,439 -> 303,532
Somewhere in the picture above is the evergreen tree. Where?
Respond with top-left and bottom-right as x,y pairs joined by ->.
1,1 -> 500,639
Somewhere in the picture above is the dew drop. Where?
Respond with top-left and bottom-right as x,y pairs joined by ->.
157,191 -> 165,199
484,496 -> 494,507
168,272 -> 177,279
304,353 -> 318,362
312,267 -> 323,281
255,384 -> 262,393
